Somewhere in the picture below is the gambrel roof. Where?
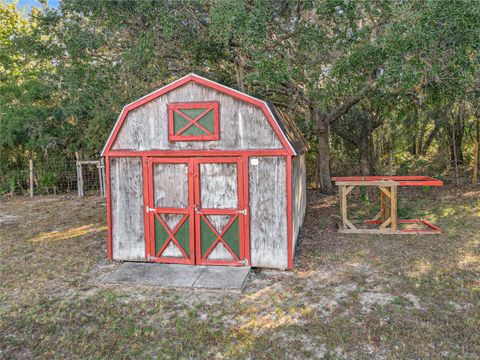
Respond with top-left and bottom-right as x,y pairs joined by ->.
102,73 -> 309,156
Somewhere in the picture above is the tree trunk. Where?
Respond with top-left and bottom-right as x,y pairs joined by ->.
359,135 -> 373,175
446,113 -> 465,166
359,115 -> 374,175
235,54 -> 245,92
314,109 -> 333,193
420,122 -> 439,155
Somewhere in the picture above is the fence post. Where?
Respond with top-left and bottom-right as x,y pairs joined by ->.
97,160 -> 104,197
76,152 -> 84,198
29,159 -> 34,197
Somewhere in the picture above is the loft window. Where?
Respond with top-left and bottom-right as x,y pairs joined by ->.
168,101 -> 220,141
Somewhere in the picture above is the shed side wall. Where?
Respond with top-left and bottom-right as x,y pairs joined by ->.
292,154 -> 307,254
112,82 -> 283,151
249,156 -> 287,269
110,157 -> 145,260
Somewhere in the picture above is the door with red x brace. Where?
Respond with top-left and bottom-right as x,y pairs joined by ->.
194,158 -> 246,266
147,157 -> 246,266
147,158 -> 195,264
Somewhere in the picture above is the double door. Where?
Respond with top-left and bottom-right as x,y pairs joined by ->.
146,157 -> 247,266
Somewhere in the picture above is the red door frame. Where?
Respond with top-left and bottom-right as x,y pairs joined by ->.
193,157 -> 246,266
145,156 -> 249,266
146,157 -> 195,264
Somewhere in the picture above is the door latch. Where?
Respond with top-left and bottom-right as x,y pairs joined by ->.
146,206 -> 155,213
236,209 -> 247,215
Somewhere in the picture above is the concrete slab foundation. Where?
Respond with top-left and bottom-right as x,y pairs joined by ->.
102,263 -> 251,291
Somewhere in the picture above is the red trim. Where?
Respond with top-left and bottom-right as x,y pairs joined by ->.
147,157 -> 195,264
332,176 -> 443,187
242,155 -> 251,265
194,157 -> 246,266
286,155 -> 293,269
201,214 -> 240,260
107,149 -> 288,157
188,158 -> 195,265
364,219 -> 442,233
102,74 -> 295,156
105,156 -> 112,259
144,156 -> 248,266
142,156 -> 150,259
154,213 -> 190,259
168,101 -> 220,141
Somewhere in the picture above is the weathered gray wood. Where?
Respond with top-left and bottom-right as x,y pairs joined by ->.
208,242 -> 234,260
249,156 -> 287,269
200,163 -> 237,208
110,157 -> 145,260
112,82 -> 283,151
291,154 -> 307,253
162,242 -> 183,258
153,163 -> 188,208
76,161 -> 84,198
97,162 -> 104,197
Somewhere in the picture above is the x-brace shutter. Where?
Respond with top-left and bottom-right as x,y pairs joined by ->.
168,102 -> 220,141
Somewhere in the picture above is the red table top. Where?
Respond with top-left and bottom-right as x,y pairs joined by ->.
331,176 -> 443,187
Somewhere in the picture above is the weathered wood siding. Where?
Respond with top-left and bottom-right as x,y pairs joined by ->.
110,157 -> 145,260
200,163 -> 238,208
153,163 -> 189,208
292,154 -> 307,253
249,156 -> 287,269
112,82 -> 283,151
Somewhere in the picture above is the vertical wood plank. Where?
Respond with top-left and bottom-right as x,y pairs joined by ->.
391,185 -> 398,231
249,156 -> 287,269
340,185 -> 348,229
110,157 -> 145,260
76,162 -> 84,198
291,154 -> 307,255
380,190 -> 385,222
97,162 -> 104,197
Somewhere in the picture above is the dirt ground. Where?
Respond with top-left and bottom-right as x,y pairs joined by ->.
1,186 -> 479,359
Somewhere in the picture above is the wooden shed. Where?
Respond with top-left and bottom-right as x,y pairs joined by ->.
101,74 -> 308,269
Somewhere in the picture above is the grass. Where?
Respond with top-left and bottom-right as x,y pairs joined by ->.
1,186 -> 479,359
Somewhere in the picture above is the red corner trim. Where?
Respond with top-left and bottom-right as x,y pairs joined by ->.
286,155 -> 293,269
105,156 -> 112,260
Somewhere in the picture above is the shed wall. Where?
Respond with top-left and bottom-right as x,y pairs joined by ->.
292,154 -> 307,253
110,157 -> 145,260
249,156 -> 288,269
112,82 -> 283,151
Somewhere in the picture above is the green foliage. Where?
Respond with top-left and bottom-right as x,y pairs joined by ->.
1,0 -> 479,192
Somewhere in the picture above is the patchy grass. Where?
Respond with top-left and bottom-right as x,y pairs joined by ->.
1,186 -> 479,359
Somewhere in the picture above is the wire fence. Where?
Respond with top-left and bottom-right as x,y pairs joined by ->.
0,157 -> 105,197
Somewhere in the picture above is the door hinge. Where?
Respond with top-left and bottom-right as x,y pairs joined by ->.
236,209 -> 247,215
239,259 -> 249,266
146,206 -> 155,213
